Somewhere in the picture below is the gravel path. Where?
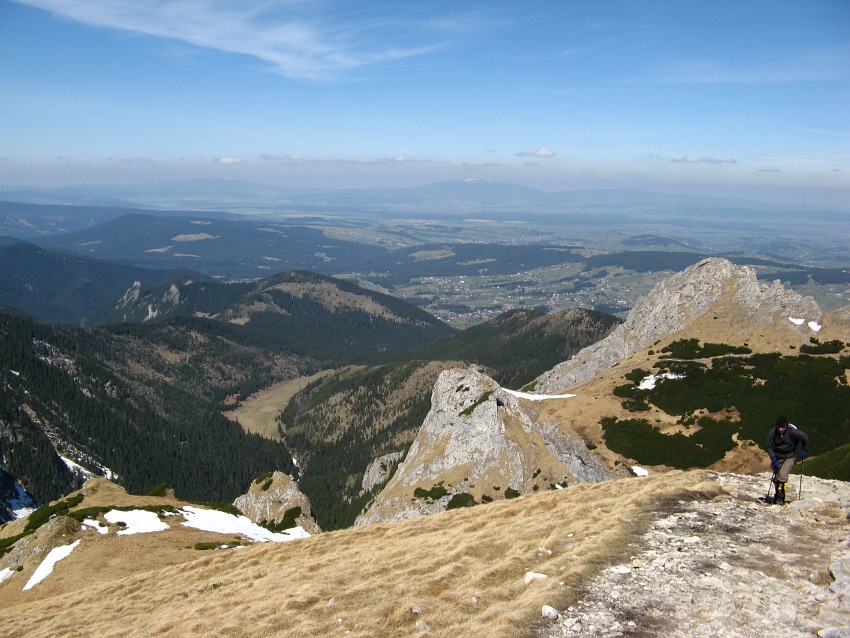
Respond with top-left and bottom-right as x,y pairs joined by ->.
538,472 -> 850,638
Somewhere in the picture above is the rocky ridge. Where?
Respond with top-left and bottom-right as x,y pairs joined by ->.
232,471 -> 320,534
533,257 -> 824,393
355,366 -> 622,525
538,471 -> 850,638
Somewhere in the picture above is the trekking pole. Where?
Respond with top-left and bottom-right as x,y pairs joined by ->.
766,468 -> 776,502
798,458 -> 804,500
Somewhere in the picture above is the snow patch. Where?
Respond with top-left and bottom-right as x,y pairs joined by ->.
632,466 -> 649,477
504,389 -> 576,401
638,373 -> 684,390
789,316 -> 821,331
7,480 -> 39,519
23,540 -> 80,591
178,506 -> 309,542
0,567 -> 14,584
82,518 -> 109,534
60,456 -> 95,480
104,509 -> 169,535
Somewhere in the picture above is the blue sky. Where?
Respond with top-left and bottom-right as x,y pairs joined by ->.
1,0 -> 848,206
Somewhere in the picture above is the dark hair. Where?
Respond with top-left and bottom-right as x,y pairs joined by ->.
776,416 -> 788,428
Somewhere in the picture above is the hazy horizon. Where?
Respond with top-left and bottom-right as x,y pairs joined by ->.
1,1 -> 848,208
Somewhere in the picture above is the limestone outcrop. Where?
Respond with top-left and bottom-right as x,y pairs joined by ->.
233,471 -> 320,534
533,257 -> 824,393
355,367 -> 623,525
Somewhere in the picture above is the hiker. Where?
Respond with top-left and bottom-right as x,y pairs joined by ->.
766,416 -> 809,505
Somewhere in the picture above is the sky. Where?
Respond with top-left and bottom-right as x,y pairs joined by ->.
0,0 -> 848,206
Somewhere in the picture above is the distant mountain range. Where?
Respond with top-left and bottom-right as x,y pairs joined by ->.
4,178 -> 847,217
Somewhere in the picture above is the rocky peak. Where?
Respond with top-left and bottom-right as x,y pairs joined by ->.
233,472 -> 320,534
355,366 -> 623,525
533,257 -> 824,393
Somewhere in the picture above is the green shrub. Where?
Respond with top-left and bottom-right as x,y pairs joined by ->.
601,416 -> 736,469
661,338 -> 751,359
460,391 -> 493,416
504,488 -> 521,499
446,493 -> 476,509
254,472 -> 274,484
146,483 -> 172,497
24,494 -> 85,532
260,506 -> 303,532
414,483 -> 448,500
800,339 -> 845,355
1,532 -> 30,555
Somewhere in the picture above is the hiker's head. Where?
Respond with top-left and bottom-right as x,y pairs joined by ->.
776,416 -> 788,432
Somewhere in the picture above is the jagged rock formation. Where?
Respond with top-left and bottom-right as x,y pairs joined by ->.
359,451 -> 405,496
355,367 -> 623,525
533,257 -> 824,393
233,472 -> 320,534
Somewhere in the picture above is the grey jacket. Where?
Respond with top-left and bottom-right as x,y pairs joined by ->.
766,425 -> 809,460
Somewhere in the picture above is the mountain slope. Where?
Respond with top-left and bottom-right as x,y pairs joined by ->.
0,241 -> 200,325
0,471 -> 847,637
38,212 -> 389,280
278,308 -> 621,530
524,258 -> 850,476
357,258 -> 849,525
0,312 -> 298,507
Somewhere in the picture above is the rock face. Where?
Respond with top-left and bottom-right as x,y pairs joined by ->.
355,367 -> 623,525
533,257 -> 824,393
233,472 -> 320,534
360,452 -> 405,496
540,471 -> 850,638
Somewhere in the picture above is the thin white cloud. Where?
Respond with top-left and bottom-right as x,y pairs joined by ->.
259,153 -> 439,165
515,147 -> 557,158
215,157 -> 243,164
12,0 -> 456,79
259,153 -> 305,162
464,160 -> 505,167
671,156 -> 737,165
648,45 -> 850,85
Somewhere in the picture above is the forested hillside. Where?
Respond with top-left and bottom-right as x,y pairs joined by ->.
0,241 -> 200,325
0,312 -> 298,507
0,271 -> 457,510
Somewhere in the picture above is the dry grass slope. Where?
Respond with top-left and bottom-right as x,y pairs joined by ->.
0,472 -> 718,638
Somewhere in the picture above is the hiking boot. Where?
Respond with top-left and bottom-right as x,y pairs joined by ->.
774,493 -> 785,505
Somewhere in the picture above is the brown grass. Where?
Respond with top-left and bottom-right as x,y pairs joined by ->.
0,471 -> 717,638
226,370 -> 336,439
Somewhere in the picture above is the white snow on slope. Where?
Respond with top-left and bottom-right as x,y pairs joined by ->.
788,316 -> 822,332
18,506 -> 310,592
7,480 -> 38,519
0,568 -> 14,584
638,373 -> 684,390
104,509 -> 169,535
504,389 -> 576,401
179,506 -> 309,542
23,540 -> 80,591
